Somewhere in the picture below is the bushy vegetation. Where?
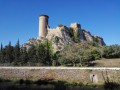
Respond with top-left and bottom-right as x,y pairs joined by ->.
57,41 -> 101,66
102,44 -> 120,58
0,40 -> 120,66
68,27 -> 80,42
57,42 -> 120,66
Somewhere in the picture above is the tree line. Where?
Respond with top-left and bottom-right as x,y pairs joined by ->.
0,40 -> 53,66
0,40 -> 120,66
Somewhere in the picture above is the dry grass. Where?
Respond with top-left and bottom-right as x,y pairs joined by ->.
92,58 -> 120,67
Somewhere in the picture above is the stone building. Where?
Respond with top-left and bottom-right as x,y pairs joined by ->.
38,14 -> 49,38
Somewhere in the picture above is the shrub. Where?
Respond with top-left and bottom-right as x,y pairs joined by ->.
104,82 -> 119,89
58,24 -> 64,27
34,79 -> 49,85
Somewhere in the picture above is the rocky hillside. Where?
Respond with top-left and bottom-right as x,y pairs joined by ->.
23,23 -> 105,52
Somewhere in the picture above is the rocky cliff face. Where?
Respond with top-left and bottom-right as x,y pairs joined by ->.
23,23 -> 106,52
47,26 -> 74,52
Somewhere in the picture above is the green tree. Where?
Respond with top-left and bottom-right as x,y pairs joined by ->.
73,28 -> 80,43
27,46 -> 37,65
14,40 -> 21,65
102,46 -> 114,58
58,44 -> 84,66
68,27 -> 74,38
36,43 -> 48,65
111,44 -> 120,58
58,42 -> 101,66
90,48 -> 101,60
7,41 -> 14,63
20,47 -> 28,66
45,41 -> 50,65
102,45 -> 120,58
0,43 -> 3,63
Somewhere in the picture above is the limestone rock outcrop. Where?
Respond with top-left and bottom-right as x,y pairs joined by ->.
93,35 -> 106,46
82,29 -> 93,41
23,23 -> 106,52
47,25 -> 74,52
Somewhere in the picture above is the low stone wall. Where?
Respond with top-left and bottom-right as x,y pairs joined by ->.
0,67 -> 120,84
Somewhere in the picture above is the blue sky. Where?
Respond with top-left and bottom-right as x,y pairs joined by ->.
0,0 -> 120,46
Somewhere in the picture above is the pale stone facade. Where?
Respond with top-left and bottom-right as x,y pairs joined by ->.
39,15 -> 49,38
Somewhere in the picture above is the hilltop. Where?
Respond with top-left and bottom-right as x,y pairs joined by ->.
23,15 -> 105,52
23,23 -> 105,52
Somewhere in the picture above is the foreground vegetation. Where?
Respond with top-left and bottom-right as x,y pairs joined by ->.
0,78 -> 119,90
0,40 -> 120,66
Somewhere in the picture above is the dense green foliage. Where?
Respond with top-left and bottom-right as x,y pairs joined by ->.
68,27 -> 80,42
0,40 -> 53,66
102,45 -> 120,58
0,40 -> 120,66
57,42 -> 120,66
58,42 -> 101,66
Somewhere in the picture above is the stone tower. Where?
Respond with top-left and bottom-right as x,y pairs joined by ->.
39,14 -> 49,38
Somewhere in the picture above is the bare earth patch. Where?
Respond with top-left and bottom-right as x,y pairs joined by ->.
92,58 -> 120,67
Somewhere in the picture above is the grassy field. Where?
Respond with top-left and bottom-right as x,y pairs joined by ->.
92,58 -> 120,67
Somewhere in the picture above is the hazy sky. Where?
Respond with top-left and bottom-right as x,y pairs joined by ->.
0,0 -> 120,46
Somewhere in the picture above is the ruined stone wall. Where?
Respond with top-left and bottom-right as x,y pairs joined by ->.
0,67 -> 119,84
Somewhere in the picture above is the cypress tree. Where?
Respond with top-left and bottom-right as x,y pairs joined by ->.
27,46 -> 37,65
0,43 -> 3,63
0,43 -> 3,51
14,39 -> 21,65
8,41 -> 14,63
20,47 -> 28,66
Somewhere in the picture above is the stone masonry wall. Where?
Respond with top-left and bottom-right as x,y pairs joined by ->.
0,67 -> 120,84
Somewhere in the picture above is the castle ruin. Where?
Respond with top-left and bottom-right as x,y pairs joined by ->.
23,14 -> 106,52
39,15 -> 49,38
